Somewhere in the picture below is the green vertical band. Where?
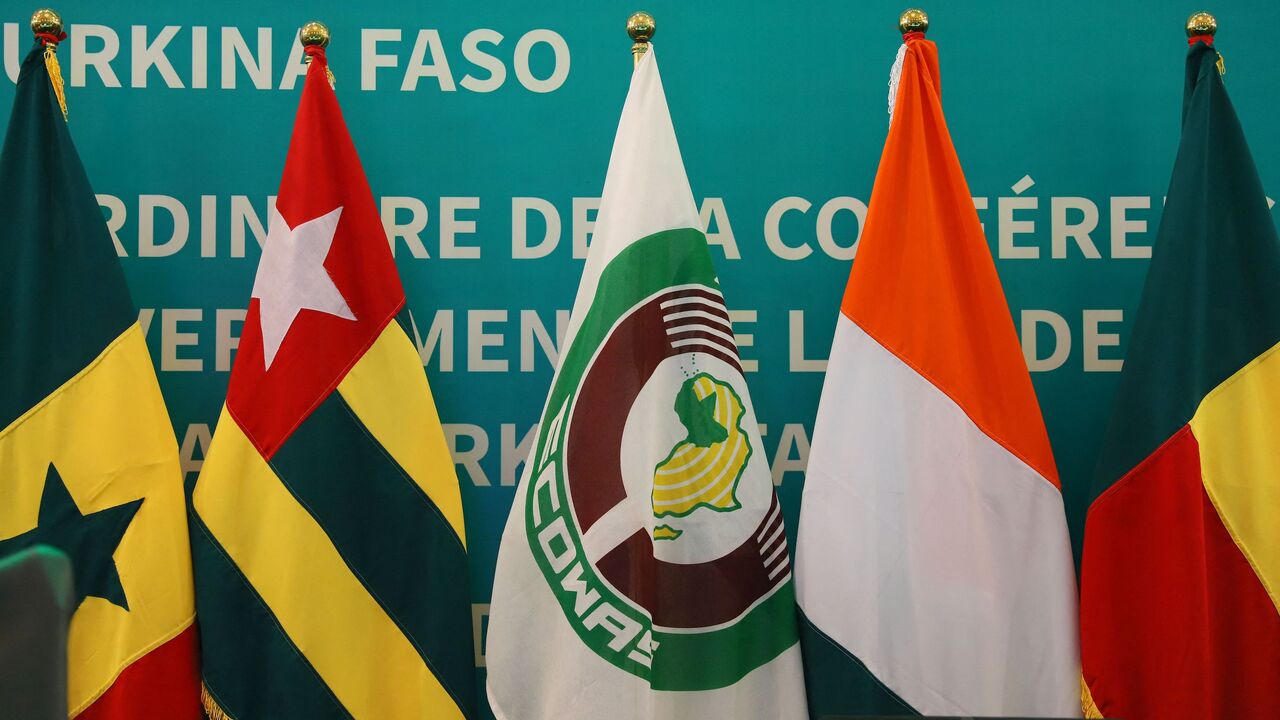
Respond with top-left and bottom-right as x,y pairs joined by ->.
0,47 -> 135,432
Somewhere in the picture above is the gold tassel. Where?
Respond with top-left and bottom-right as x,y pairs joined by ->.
1216,51 -> 1227,77
43,42 -> 68,121
200,683 -> 235,720
1080,676 -> 1104,719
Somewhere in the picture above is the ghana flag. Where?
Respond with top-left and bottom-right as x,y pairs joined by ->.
1079,32 -> 1280,719
190,38 -> 475,720
0,35 -> 200,718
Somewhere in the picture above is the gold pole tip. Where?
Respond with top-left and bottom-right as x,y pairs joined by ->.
627,12 -> 655,43
300,20 -> 331,49
30,8 -> 62,36
899,8 -> 929,35
1186,11 -> 1216,37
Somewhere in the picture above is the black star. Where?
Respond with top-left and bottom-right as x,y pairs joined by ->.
0,463 -> 142,610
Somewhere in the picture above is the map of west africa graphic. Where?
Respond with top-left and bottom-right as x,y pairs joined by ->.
651,373 -> 754,540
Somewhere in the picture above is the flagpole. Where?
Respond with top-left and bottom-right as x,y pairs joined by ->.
627,11 -> 655,68
1186,11 -> 1225,76
899,7 -> 929,35
299,19 -> 337,88
1186,10 -> 1217,38
30,7 -> 68,120
300,19 -> 331,50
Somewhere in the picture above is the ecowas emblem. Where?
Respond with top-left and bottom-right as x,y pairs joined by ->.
525,229 -> 797,691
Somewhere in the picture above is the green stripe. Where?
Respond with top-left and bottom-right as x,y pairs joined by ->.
650,581 -> 800,691
0,47 -> 135,432
269,392 -> 476,718
798,610 -> 919,717
190,511 -> 351,720
1092,43 -> 1280,499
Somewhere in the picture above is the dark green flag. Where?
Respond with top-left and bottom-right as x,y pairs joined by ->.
0,45 -> 135,432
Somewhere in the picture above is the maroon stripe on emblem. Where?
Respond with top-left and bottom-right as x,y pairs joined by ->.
756,499 -> 783,544
659,288 -> 742,372
596,524 -> 777,629
658,291 -> 733,325
663,332 -> 742,374
565,298 -> 666,530
566,283 -> 783,629
756,496 -> 791,586
657,287 -> 729,310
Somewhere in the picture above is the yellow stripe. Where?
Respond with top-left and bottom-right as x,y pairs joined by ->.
1080,676 -> 1103,718
193,411 -> 464,720
1188,339 -> 1280,614
337,321 -> 466,547
652,442 -> 743,513
702,429 -> 743,486
0,324 -> 194,714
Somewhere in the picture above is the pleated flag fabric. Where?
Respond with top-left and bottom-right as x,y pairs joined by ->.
485,47 -> 807,720
1080,36 -> 1280,720
190,49 -> 475,720
793,34 -> 1081,717
0,42 -> 200,718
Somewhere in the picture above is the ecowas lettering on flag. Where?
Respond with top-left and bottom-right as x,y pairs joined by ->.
794,33 -> 1080,718
485,46 -> 807,720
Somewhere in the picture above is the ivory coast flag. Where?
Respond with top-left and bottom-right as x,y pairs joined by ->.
1080,35 -> 1280,720
793,32 -> 1080,717
485,47 -> 806,720
0,40 -> 200,717
190,45 -> 474,719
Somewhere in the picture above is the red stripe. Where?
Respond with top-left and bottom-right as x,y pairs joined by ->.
1081,425 -> 1280,719
76,624 -> 201,720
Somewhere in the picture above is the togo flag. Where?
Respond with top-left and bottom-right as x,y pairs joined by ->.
0,38 -> 200,717
190,43 -> 475,719
793,32 -> 1080,717
486,47 -> 806,720
1080,34 -> 1280,719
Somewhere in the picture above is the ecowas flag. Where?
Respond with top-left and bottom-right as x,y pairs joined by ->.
1080,33 -> 1280,720
793,33 -> 1080,717
0,37 -> 200,718
486,47 -> 806,720
190,45 -> 474,719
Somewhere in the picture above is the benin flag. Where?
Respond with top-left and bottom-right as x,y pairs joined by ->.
793,32 -> 1080,717
190,46 -> 474,719
1080,35 -> 1280,720
0,41 -> 200,717
485,47 -> 806,720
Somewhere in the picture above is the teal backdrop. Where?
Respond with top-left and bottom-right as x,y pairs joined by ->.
2,1 -> 1278,715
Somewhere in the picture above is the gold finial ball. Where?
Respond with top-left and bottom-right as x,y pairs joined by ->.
300,20 -> 331,49
30,8 -> 62,36
1186,11 -> 1216,37
899,8 -> 929,35
627,12 -> 655,43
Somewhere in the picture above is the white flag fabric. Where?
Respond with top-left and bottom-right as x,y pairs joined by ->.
793,35 -> 1081,718
485,47 -> 807,720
